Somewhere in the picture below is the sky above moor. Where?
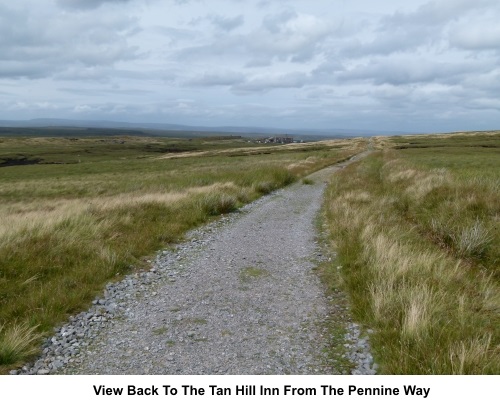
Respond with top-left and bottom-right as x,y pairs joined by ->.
1,0 -> 500,132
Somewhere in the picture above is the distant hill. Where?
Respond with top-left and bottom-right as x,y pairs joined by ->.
0,118 -> 409,138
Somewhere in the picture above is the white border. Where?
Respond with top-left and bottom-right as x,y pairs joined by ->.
1,375 -> 496,404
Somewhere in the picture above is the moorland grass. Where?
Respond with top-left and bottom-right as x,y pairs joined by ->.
0,135 -> 366,371
323,132 -> 499,374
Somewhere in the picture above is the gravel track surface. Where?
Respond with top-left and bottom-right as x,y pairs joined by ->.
14,154 -> 376,375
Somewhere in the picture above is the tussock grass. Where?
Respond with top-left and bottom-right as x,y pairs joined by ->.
450,334 -> 495,375
0,323 -> 41,366
451,220 -> 493,258
0,135 -> 365,370
198,192 -> 239,215
323,132 -> 500,374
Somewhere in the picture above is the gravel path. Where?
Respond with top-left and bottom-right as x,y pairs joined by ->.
14,154 -> 376,375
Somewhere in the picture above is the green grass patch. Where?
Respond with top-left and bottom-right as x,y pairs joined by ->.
190,318 -> 208,325
152,326 -> 168,336
239,267 -> 270,282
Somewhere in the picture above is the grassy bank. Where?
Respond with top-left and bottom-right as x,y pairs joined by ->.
323,131 -> 499,374
0,135 -> 365,370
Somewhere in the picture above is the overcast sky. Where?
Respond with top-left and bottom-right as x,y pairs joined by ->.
1,0 -> 499,132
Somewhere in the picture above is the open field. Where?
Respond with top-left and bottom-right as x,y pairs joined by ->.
322,130 -> 499,374
0,134 -> 366,371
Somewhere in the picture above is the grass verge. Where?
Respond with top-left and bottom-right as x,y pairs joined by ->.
323,132 -> 499,374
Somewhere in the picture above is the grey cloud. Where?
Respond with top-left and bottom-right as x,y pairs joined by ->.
0,5 -> 45,48
341,0 -> 498,58
55,65 -> 114,82
150,26 -> 200,46
232,72 -> 308,93
57,0 -> 132,10
245,57 -> 273,67
458,69 -> 500,99
256,0 -> 271,8
188,14 -> 244,33
448,25 -> 500,51
188,71 -> 245,86
382,0 -> 496,27
210,15 -> 244,31
464,97 -> 500,111
261,10 -> 295,33
59,86 -> 153,96
174,33 -> 248,63
311,59 -> 345,81
177,10 -> 332,66
337,57 -> 486,86
339,27 -> 436,58
0,4 -> 140,80
0,61 -> 53,79
246,11 -> 331,63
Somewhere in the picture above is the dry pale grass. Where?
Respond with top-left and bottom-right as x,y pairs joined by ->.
369,281 -> 396,321
156,143 -> 309,160
382,159 -> 453,200
450,335 -> 495,374
403,169 -> 451,200
452,220 -> 493,257
386,168 -> 418,183
401,286 -> 434,339
156,139 -> 365,160
0,182 -> 237,243
0,323 -> 41,365
340,190 -> 372,203
324,149 -> 499,373
287,156 -> 319,171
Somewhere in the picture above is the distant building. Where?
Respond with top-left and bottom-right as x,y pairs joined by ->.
261,135 -> 294,144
